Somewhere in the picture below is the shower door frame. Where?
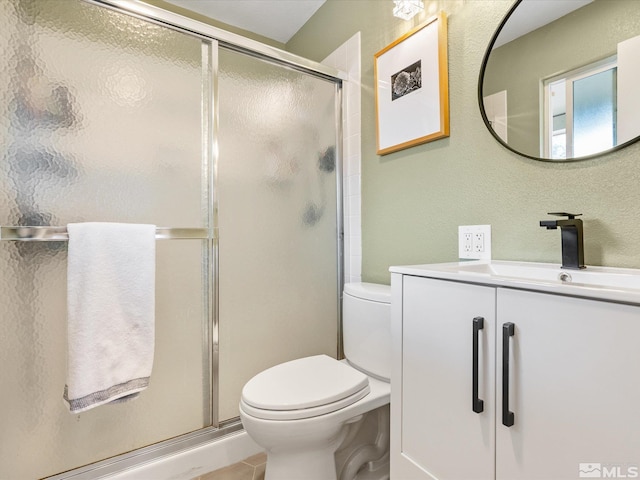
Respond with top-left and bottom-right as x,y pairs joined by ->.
46,0 -> 346,478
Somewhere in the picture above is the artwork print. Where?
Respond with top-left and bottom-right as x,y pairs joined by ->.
391,60 -> 422,101
374,13 -> 449,155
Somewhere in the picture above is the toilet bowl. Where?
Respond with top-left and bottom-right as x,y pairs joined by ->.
239,283 -> 391,480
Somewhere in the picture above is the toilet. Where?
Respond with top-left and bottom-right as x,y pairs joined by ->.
239,282 -> 391,480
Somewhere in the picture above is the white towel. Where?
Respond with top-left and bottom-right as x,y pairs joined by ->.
64,222 -> 156,414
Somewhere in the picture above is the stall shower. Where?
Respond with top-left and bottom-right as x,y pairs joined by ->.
0,0 -> 343,477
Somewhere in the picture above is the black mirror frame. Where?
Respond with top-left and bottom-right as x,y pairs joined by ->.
477,0 -> 640,162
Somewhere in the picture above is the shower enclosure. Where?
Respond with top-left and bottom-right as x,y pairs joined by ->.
0,0 -> 343,478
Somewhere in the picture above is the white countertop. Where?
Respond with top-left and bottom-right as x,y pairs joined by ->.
390,260 -> 640,306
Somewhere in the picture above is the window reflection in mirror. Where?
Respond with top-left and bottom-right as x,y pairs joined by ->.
544,58 -> 617,159
480,0 -> 640,161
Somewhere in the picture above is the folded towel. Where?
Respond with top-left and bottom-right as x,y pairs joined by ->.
64,222 -> 156,414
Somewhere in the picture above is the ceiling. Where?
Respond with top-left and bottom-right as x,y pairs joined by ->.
494,0 -> 593,48
162,0 -> 326,44
162,1 -> 595,49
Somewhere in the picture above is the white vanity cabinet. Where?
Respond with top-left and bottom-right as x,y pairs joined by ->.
390,269 -> 640,480
496,288 -> 640,479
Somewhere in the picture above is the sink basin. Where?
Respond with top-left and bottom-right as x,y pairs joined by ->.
390,260 -> 640,304
445,260 -> 640,289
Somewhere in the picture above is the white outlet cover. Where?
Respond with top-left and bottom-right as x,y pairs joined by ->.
459,225 -> 491,260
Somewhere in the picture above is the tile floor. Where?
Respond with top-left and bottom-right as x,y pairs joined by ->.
192,453 -> 266,480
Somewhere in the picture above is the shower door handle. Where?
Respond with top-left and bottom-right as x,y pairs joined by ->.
502,322 -> 515,427
472,316 -> 484,414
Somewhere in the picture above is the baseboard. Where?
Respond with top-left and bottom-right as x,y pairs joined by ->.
104,431 -> 263,480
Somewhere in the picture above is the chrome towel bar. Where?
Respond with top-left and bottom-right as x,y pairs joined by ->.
0,226 -> 209,241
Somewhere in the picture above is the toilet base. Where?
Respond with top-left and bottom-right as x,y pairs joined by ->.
336,405 -> 390,480
262,406 -> 390,480
242,404 -> 349,480
264,445 -> 341,480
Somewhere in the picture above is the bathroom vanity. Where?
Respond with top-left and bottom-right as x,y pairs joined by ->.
389,261 -> 640,480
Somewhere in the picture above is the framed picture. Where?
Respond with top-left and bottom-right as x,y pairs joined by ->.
374,12 -> 449,155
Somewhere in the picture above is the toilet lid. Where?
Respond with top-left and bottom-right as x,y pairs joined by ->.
241,355 -> 369,418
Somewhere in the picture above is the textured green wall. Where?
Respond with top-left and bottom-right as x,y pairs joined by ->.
288,0 -> 640,285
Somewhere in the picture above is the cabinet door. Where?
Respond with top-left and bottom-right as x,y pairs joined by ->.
497,289 -> 640,480
394,276 -> 496,479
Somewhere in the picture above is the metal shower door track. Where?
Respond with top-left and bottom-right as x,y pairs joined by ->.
90,0 -> 347,82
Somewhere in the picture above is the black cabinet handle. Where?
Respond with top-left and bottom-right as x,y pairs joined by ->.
472,317 -> 484,414
502,322 -> 515,427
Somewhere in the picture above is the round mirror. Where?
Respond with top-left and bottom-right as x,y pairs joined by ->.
479,0 -> 640,161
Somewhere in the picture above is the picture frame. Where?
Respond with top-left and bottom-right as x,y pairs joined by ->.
374,12 -> 449,155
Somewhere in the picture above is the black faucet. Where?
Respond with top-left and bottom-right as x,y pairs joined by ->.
539,212 -> 586,270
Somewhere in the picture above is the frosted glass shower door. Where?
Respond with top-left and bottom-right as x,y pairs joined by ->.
0,1 -> 211,478
217,49 -> 340,421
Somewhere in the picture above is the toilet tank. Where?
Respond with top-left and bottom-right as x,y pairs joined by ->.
342,282 -> 391,381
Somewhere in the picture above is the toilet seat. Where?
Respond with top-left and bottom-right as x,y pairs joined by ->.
240,355 -> 370,421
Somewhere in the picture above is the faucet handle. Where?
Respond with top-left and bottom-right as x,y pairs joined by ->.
547,212 -> 582,219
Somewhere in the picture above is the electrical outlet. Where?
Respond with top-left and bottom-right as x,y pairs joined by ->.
474,232 -> 485,252
464,232 -> 473,253
459,225 -> 491,260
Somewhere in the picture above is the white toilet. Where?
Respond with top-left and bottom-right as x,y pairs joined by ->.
239,282 -> 391,480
